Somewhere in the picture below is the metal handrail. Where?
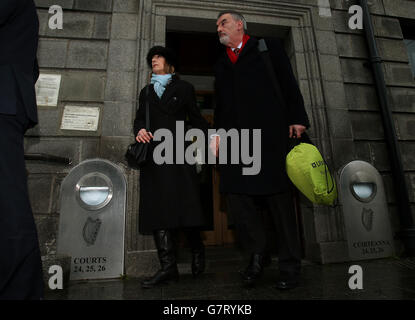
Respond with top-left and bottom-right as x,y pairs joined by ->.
24,153 -> 72,165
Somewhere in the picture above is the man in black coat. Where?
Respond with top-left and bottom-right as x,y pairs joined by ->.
212,11 -> 310,289
0,0 -> 43,299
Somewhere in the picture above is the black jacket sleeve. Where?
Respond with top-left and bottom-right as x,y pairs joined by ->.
266,38 -> 310,129
133,86 -> 148,137
213,79 -> 223,130
185,84 -> 209,133
184,83 -> 212,163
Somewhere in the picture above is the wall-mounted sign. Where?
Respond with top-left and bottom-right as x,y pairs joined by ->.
35,74 -> 61,107
61,106 -> 100,132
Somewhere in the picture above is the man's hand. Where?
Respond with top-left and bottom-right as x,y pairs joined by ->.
209,135 -> 220,158
136,129 -> 153,143
289,124 -> 306,139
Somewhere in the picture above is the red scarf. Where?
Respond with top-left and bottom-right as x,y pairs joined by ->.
226,34 -> 250,64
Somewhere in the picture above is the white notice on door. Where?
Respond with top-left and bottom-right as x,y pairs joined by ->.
61,106 -> 100,131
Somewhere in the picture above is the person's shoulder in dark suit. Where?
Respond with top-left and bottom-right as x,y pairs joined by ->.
0,0 -> 19,25
0,0 -> 39,69
0,0 -> 39,125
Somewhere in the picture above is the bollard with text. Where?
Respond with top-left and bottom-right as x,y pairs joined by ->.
339,160 -> 395,260
57,159 -> 126,280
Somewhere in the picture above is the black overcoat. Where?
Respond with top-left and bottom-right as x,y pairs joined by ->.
0,0 -> 43,299
133,76 -> 210,234
214,37 -> 310,195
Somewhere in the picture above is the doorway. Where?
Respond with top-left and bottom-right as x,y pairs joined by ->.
165,26 -> 305,256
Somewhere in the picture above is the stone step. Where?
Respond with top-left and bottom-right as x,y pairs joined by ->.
176,246 -> 266,274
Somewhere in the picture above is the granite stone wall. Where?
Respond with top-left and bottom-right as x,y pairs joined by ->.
330,0 -> 415,254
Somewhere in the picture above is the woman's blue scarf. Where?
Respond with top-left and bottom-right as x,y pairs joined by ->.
151,73 -> 172,98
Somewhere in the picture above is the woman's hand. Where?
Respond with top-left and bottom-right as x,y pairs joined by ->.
136,129 -> 153,143
209,135 -> 220,158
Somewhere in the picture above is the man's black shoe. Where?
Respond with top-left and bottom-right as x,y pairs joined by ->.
275,278 -> 299,290
240,254 -> 265,287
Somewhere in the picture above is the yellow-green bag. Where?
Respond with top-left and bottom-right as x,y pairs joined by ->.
286,143 -> 337,206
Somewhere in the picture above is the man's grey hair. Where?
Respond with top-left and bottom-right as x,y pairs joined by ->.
217,10 -> 248,33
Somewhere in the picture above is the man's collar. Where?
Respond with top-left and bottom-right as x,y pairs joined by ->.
232,41 -> 243,51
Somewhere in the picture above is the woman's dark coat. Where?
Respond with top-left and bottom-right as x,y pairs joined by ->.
133,76 -> 210,234
214,37 -> 310,195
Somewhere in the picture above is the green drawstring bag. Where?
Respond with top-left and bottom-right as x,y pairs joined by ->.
286,142 -> 337,206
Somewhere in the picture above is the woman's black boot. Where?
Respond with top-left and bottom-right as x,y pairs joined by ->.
141,230 -> 179,288
191,245 -> 205,277
185,230 -> 205,277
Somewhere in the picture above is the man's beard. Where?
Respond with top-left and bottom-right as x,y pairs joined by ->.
219,34 -> 230,45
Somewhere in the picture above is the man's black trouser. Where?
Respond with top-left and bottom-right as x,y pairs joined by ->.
227,190 -> 302,278
0,96 -> 43,299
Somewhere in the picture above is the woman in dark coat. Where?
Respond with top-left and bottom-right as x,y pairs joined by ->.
133,46 -> 210,288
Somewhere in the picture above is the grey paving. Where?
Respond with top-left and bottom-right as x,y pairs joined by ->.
44,247 -> 415,300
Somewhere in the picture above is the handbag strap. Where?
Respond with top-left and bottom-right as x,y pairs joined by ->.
324,160 -> 335,194
145,85 -> 150,131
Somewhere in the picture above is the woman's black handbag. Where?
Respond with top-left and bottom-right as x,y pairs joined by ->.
125,86 -> 150,169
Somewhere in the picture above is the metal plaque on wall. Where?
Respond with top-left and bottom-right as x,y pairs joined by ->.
57,159 -> 126,280
339,160 -> 395,260
60,105 -> 100,131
